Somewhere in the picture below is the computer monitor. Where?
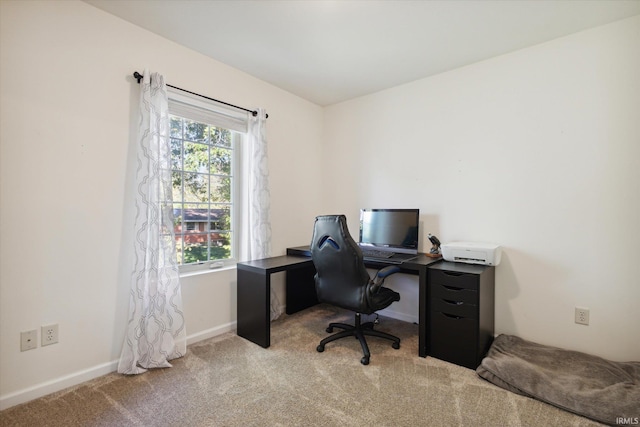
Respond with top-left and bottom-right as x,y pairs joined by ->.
359,208 -> 419,255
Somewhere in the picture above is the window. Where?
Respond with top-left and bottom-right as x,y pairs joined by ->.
167,89 -> 247,271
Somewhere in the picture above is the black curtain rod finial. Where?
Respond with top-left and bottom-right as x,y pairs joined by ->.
132,70 -> 267,119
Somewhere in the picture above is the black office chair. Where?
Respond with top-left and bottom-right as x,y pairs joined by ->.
310,214 -> 401,365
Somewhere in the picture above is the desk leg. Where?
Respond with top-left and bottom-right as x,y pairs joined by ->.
237,267 -> 270,348
419,266 -> 428,358
285,264 -> 318,315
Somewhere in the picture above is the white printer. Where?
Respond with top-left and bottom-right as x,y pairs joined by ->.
441,242 -> 502,266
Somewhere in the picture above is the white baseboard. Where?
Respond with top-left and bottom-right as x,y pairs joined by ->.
0,322 -> 238,411
0,360 -> 119,411
186,321 -> 237,345
376,307 -> 419,324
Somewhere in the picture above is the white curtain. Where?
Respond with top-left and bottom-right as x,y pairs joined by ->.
242,108 -> 282,320
118,70 -> 186,375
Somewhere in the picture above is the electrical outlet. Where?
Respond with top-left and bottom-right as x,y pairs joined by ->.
575,307 -> 590,325
20,330 -> 38,351
41,324 -> 59,346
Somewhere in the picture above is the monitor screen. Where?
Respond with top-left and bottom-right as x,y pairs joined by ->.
359,209 -> 419,254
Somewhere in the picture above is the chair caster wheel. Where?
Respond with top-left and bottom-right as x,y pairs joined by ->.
317,345 -> 325,352
392,342 -> 400,350
361,357 -> 370,365
326,327 -> 333,333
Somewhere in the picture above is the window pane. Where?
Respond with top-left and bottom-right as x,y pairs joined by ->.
183,172 -> 209,202
183,239 -> 209,264
210,176 -> 231,203
175,237 -> 183,265
172,171 -> 183,203
210,146 -> 232,175
173,204 -> 184,232
184,120 -> 208,142
209,205 -> 231,231
170,138 -> 182,170
210,232 -> 231,260
183,141 -> 208,173
211,127 -> 231,148
170,117 -> 183,138
182,205 -> 208,234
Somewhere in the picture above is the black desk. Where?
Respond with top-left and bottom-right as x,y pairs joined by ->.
236,246 -> 442,357
236,255 -> 314,348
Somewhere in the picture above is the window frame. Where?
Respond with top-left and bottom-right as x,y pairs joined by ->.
167,89 -> 246,273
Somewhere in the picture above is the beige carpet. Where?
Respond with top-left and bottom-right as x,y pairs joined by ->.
1,305 -> 603,426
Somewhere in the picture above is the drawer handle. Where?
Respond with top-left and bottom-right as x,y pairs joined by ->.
443,271 -> 465,277
442,313 -> 463,320
442,285 -> 463,291
443,299 -> 463,306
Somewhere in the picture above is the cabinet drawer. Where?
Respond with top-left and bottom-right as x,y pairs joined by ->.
429,269 -> 478,290
430,311 -> 479,369
432,298 -> 477,318
431,282 -> 478,304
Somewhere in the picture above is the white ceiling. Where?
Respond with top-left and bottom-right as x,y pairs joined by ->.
84,0 -> 640,106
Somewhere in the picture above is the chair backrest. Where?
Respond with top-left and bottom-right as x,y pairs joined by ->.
310,215 -> 371,312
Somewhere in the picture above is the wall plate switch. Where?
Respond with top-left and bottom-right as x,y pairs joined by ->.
41,324 -> 59,346
21,330 -> 38,351
575,307 -> 590,325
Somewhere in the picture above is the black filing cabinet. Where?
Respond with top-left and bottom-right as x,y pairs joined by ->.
427,261 -> 495,369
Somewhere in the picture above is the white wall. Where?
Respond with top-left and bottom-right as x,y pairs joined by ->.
0,0 -> 323,408
323,15 -> 640,362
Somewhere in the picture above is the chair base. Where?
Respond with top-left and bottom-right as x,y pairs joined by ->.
316,313 -> 400,365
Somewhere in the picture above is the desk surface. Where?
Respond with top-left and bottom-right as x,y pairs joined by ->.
286,245 -> 442,271
236,254 -> 312,274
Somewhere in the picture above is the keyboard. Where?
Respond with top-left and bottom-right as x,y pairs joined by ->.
362,250 -> 418,265
361,249 -> 394,259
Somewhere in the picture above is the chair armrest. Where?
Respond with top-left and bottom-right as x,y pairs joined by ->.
369,266 -> 400,294
376,265 -> 400,279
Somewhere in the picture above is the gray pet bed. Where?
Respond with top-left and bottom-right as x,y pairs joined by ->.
476,334 -> 640,425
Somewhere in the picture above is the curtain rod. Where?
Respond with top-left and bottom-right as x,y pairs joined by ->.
133,71 -> 267,119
